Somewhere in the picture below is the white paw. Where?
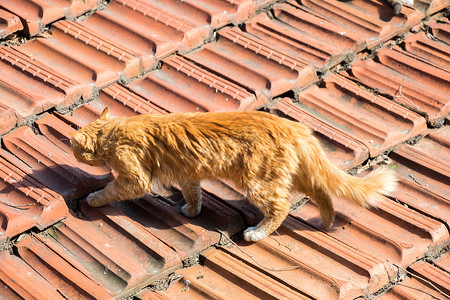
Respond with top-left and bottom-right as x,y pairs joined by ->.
181,203 -> 201,218
243,226 -> 268,242
86,191 -> 103,207
401,0 -> 413,5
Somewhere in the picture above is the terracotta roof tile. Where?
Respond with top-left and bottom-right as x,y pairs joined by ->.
12,21 -> 142,99
0,46 -> 83,118
270,98 -> 369,170
0,9 -> 23,39
0,155 -> 67,248
429,17 -> 450,43
217,217 -> 392,299
0,1 -> 448,299
244,3 -> 366,71
404,31 -> 450,70
292,191 -> 448,267
112,192 -> 245,261
288,0 -> 423,48
296,74 -> 428,156
389,128 -> 450,228
348,47 -> 450,127
139,248 -> 311,299
0,0 -> 101,37
0,251 -> 65,299
415,0 -> 450,15
15,209 -> 182,298
1,121 -> 111,203
127,54 -> 262,113
185,26 -> 318,104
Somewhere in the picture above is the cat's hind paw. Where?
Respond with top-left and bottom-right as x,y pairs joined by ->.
181,203 -> 201,218
86,191 -> 107,207
243,226 -> 268,242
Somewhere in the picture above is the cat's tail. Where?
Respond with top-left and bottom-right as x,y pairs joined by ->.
322,164 -> 398,207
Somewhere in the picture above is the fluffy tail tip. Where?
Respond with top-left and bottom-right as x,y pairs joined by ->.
364,167 -> 398,206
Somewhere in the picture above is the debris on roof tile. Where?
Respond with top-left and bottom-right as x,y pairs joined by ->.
379,252 -> 450,299
389,127 -> 450,228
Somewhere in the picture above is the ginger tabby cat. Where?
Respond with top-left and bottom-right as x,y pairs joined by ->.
71,107 -> 397,241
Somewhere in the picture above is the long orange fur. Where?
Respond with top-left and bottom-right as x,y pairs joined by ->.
71,107 -> 397,241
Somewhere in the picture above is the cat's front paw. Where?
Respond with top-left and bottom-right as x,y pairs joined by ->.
86,191 -> 107,207
243,226 -> 268,242
181,203 -> 201,218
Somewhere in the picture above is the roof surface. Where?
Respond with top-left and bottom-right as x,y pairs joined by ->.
0,0 -> 449,299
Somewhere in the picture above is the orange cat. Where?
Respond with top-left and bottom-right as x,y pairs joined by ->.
71,107 -> 397,241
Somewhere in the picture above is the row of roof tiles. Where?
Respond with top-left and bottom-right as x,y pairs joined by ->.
0,0 -> 448,299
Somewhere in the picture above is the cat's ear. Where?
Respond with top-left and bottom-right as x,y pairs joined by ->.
71,132 -> 86,145
100,107 -> 110,121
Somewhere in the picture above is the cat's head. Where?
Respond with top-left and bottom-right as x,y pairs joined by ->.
71,107 -> 110,166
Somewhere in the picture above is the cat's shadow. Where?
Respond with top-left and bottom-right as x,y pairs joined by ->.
2,164 -> 333,239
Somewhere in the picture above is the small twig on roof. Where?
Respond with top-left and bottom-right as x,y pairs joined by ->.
393,264 -> 450,299
216,229 -> 302,271
394,85 -> 420,110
